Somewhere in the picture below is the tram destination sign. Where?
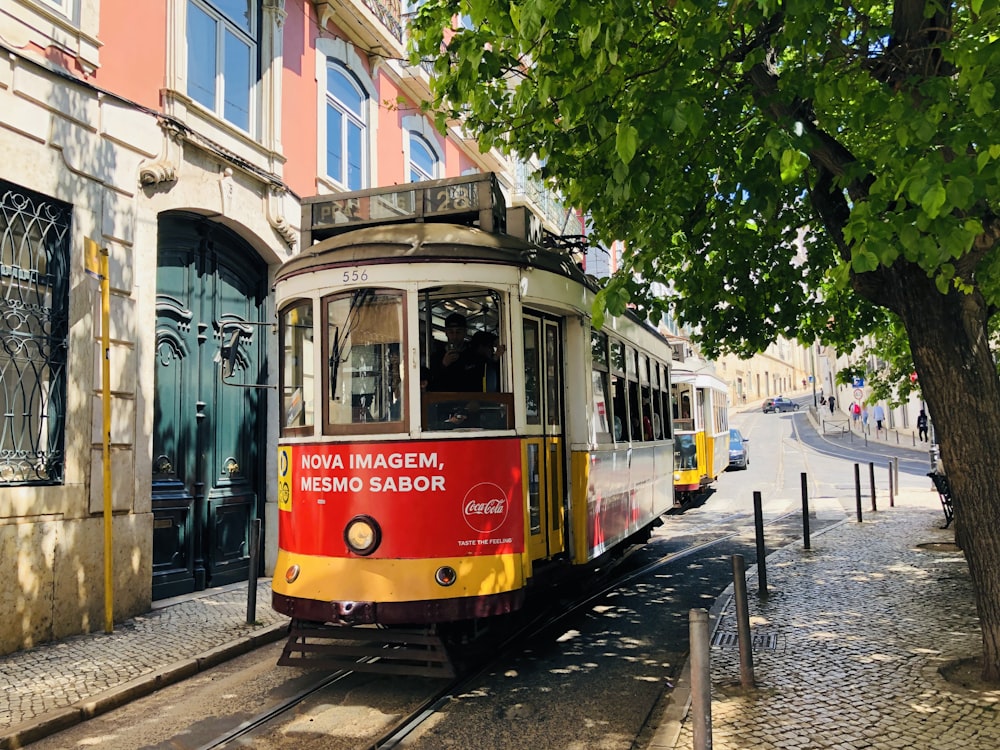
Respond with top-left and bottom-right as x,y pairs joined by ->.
304,173 -> 506,244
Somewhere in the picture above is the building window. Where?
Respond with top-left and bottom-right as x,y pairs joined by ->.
408,133 -> 437,181
326,65 -> 367,191
0,181 -> 70,485
186,0 -> 258,133
402,115 -> 442,182
39,0 -> 73,16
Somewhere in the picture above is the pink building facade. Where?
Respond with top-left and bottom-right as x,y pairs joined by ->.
0,0 -> 560,654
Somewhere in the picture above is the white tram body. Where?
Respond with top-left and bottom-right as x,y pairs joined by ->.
272,175 -> 675,630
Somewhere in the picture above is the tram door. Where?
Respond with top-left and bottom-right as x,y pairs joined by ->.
522,313 -> 566,563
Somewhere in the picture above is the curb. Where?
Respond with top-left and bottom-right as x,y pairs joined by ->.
0,622 -> 288,750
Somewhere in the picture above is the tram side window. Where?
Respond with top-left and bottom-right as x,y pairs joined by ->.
646,358 -> 662,441
626,347 -> 642,442
591,331 -> 612,443
638,353 -> 653,441
610,338 -> 628,441
325,289 -> 405,430
657,363 -> 672,439
279,300 -> 315,434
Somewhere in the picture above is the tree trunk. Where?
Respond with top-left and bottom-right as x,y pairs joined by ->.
884,262 -> 1000,682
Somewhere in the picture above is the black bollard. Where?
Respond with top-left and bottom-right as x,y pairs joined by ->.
753,491 -> 768,596
246,518 -> 261,625
869,462 -> 877,512
854,463 -> 863,522
801,472 -> 811,550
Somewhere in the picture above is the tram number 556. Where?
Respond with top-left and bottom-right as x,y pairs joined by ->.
343,268 -> 369,283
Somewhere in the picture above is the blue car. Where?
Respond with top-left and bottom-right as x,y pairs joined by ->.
728,427 -> 749,469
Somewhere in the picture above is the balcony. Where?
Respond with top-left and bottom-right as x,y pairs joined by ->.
313,0 -> 404,59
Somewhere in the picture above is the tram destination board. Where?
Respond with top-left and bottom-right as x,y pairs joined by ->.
304,173 -> 506,244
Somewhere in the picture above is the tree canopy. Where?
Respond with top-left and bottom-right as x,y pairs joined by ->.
410,0 -> 1000,359
410,1 -> 1000,681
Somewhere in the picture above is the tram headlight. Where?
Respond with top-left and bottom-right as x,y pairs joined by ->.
435,566 -> 457,587
344,515 -> 381,556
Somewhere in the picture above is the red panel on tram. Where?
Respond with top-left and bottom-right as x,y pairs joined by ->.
279,438 -> 524,558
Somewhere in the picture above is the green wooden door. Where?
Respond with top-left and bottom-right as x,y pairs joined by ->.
152,214 -> 267,599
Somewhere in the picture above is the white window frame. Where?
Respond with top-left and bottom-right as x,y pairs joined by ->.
185,0 -> 259,135
315,38 -> 377,193
12,0 -> 100,72
402,115 -> 443,182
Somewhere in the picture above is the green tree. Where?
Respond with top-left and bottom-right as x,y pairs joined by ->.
411,0 -> 1000,679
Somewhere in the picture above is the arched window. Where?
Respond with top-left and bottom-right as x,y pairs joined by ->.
326,65 -> 367,190
403,115 -> 442,182
409,134 -> 437,182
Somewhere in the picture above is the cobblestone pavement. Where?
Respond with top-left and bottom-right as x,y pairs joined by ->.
0,580 -> 287,749
652,493 -> 1000,750
2,402 -> 994,750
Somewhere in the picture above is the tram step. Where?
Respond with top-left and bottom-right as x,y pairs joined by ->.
278,621 -> 456,678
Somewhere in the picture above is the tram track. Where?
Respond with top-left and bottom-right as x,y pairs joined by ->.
186,506 -> 814,750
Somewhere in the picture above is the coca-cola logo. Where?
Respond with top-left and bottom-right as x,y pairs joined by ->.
462,482 -> 509,533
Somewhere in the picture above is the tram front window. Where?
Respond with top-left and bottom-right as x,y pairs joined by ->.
419,289 -> 513,430
325,289 -> 405,429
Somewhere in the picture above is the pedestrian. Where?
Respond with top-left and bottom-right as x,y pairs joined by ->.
828,395 -> 836,414
861,405 -> 869,433
851,401 -> 861,425
917,409 -> 929,442
873,402 -> 886,435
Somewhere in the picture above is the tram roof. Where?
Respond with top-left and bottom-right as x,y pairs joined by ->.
275,221 -> 592,288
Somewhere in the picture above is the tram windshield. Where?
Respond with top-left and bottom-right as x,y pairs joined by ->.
326,289 -> 405,429
419,287 -> 513,430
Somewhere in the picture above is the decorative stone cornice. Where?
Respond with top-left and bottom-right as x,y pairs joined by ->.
139,119 -> 185,186
267,185 -> 298,248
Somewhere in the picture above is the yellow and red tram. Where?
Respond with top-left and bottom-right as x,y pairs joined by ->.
271,175 -> 676,666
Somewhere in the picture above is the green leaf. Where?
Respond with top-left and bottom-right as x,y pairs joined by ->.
579,23 -> 600,58
852,248 -> 881,273
779,149 -> 809,184
616,123 -> 638,165
921,184 -> 948,219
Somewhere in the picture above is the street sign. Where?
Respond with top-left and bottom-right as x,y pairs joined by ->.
854,388 -> 863,400
852,376 -> 865,387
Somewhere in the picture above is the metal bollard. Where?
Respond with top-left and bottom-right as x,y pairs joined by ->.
869,462 -> 877,512
888,462 -> 894,508
753,491 -> 768,597
689,608 -> 713,750
732,555 -> 756,689
246,518 -> 261,625
894,457 -> 899,497
854,463 -> 863,522
801,472 -> 811,550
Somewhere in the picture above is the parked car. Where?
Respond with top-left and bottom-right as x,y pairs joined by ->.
728,427 -> 749,469
762,396 -> 799,413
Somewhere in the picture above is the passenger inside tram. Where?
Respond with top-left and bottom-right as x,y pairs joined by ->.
428,313 -> 482,392
420,291 -> 513,430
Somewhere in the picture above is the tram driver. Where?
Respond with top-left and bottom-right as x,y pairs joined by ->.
429,313 -> 482,392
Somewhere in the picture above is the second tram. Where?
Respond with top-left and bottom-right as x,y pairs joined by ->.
671,365 -> 729,505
